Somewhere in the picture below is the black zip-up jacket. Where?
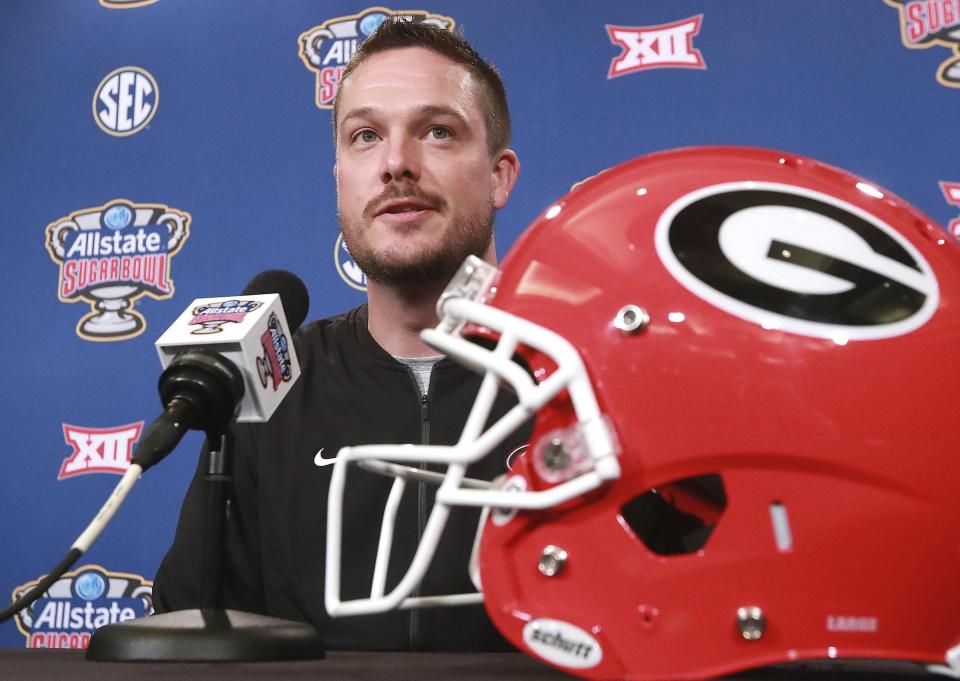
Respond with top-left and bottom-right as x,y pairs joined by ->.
152,305 -> 529,651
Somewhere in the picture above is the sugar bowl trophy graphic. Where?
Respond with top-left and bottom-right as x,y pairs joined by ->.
45,199 -> 190,341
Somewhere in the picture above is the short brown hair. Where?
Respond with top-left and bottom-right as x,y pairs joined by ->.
333,19 -> 511,156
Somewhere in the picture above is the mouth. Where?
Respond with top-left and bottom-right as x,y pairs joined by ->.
375,199 -> 437,217
372,199 -> 440,226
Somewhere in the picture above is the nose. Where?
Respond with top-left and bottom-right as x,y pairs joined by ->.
380,134 -> 421,184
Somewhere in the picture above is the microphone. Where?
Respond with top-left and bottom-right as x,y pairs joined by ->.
134,270 -> 309,472
240,269 -> 310,329
0,271 -> 311,627
83,271 -> 323,663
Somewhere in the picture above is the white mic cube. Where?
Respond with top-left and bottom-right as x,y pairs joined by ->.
155,294 -> 301,423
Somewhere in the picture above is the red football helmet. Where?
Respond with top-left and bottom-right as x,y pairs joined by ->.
325,147 -> 960,679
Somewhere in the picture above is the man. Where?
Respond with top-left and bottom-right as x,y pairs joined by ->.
152,19 -> 524,651
333,19 -> 519,358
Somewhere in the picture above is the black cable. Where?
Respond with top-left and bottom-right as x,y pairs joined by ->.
0,548 -> 82,624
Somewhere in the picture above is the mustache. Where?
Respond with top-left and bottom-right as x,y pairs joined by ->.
363,185 -> 448,219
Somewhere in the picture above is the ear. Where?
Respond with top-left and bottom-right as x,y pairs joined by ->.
491,149 -> 520,210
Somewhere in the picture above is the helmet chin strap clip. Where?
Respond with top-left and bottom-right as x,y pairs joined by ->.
531,416 -> 620,484
435,255 -> 500,334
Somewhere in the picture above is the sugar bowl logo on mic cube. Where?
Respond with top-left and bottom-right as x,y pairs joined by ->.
298,6 -> 454,109
156,294 -> 301,422
188,299 -> 262,334
257,312 -> 293,390
45,199 -> 190,342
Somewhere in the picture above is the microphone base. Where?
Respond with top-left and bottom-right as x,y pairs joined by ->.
85,608 -> 326,662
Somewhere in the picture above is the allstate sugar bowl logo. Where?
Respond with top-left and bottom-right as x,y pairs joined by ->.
885,0 -> 960,88
299,6 -> 454,109
258,312 -> 293,390
188,299 -> 262,334
93,66 -> 158,136
45,199 -> 191,341
11,565 -> 152,649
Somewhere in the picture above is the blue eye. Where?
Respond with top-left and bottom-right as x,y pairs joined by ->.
355,130 -> 378,144
429,126 -> 450,140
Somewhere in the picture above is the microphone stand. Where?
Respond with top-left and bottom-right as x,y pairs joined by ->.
85,352 -> 325,662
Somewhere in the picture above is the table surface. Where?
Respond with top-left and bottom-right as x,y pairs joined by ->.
0,649 -> 934,681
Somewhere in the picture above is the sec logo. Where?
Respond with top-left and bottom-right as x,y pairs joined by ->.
93,66 -> 158,137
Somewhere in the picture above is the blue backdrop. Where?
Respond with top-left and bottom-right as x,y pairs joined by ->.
1,0 -> 957,649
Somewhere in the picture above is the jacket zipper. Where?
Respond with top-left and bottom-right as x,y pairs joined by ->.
406,367 -> 432,650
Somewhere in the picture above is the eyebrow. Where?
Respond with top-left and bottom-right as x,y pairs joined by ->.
339,104 -> 471,131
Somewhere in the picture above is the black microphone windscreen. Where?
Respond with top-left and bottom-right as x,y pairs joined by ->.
242,270 -> 310,332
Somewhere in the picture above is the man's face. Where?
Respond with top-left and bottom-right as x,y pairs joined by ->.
334,47 -> 517,284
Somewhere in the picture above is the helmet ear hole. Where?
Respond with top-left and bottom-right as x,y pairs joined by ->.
619,474 -> 727,555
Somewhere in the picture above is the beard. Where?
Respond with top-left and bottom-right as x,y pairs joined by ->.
338,184 -> 494,286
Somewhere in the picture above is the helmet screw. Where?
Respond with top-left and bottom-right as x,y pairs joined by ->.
541,438 -> 570,471
614,305 -> 649,334
538,545 -> 568,577
637,604 -> 660,628
736,606 -> 766,640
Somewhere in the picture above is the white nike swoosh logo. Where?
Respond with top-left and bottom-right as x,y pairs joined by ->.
314,448 -> 338,466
